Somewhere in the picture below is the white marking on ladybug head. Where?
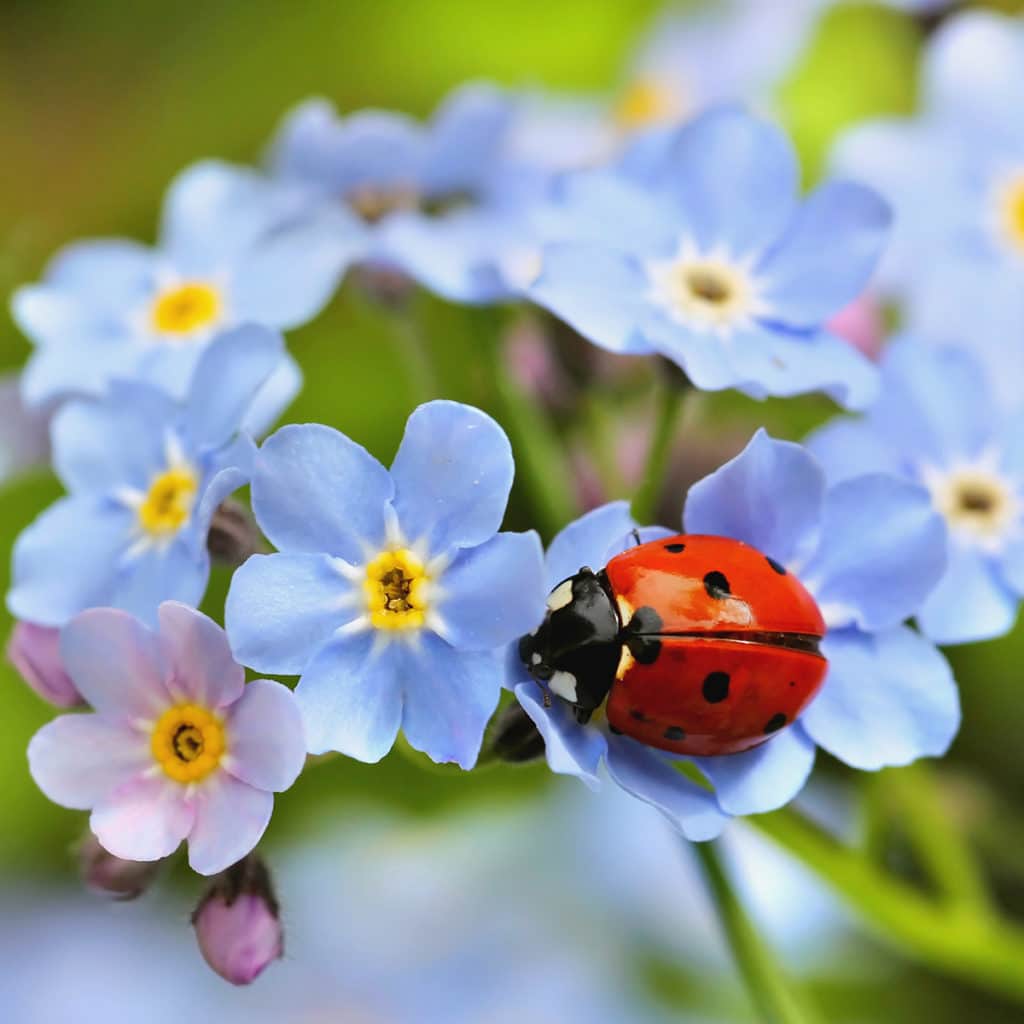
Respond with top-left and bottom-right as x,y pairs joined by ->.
546,579 -> 575,613
530,652 -> 542,666
548,670 -> 578,704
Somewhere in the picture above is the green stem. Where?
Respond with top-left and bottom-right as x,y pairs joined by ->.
631,378 -> 685,525
752,807 -> 1024,1004
693,840 -> 822,1024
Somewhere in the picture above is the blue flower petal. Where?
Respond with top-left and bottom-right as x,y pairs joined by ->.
684,430 -> 825,568
32,239 -> 155,308
110,541 -> 209,628
436,531 -> 547,650
183,325 -> 285,450
225,553 -> 357,675
641,317 -> 746,393
652,106 -> 799,256
803,626 -> 960,770
241,351 -> 303,439
390,401 -> 513,554
514,681 -> 605,788
918,543 -> 1018,645
604,735 -> 729,841
544,501 -> 638,589
530,243 -> 655,356
759,181 -> 891,326
8,498 -> 132,627
693,726 -> 816,816
252,423 -> 393,559
800,474 -> 947,632
805,418 -> 902,485
295,630 -> 403,761
401,635 -> 502,769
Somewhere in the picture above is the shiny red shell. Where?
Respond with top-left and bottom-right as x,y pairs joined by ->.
604,534 -> 827,757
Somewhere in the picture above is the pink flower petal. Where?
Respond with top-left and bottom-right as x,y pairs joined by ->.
158,602 -> 244,708
7,621 -> 83,707
61,609 -> 170,721
28,714 -> 147,810
187,775 -> 273,876
90,774 -> 195,862
224,679 -> 305,793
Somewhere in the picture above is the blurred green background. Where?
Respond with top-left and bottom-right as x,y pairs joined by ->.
3,2 -> 1024,1021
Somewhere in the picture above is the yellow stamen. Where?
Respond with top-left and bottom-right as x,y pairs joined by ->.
1004,180 -> 1024,252
151,282 -> 221,336
614,78 -> 681,131
138,467 -> 199,537
930,467 -> 1016,542
363,548 -> 430,631
150,703 -> 226,784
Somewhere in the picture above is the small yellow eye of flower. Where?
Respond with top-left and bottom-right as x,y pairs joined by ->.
614,78 -> 682,131
930,467 -> 1017,542
1006,183 -> 1024,252
151,704 -> 226,784
363,548 -> 431,631
151,282 -> 222,336
683,267 -> 734,306
138,467 -> 199,537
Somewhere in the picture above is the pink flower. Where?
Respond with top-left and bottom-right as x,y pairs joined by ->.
826,292 -> 885,361
7,621 -> 83,707
28,602 -> 306,876
193,855 -> 283,985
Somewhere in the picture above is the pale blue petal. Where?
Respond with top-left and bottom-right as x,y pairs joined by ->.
684,430 -> 824,568
110,541 -> 210,628
295,631 -> 403,761
251,423 -> 393,559
43,239 -> 156,300
20,333 -> 141,406
225,553 -> 357,675
436,531 -> 547,650
401,636 -> 502,769
543,501 -> 637,589
642,317 -> 748,393
241,350 -> 302,438
529,243 -> 655,356
804,418 -> 902,485
759,181 -> 891,326
514,682 -> 605,788
800,474 -> 947,632
604,736 -> 729,841
803,626 -> 960,770
917,544 -> 1018,645
1002,538 -> 1024,597
390,401 -> 513,553
693,726 -> 816,816
8,499 -> 133,627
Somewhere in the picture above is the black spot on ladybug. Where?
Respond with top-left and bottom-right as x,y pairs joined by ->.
766,556 -> 787,575
663,726 -> 686,741
609,724 -> 624,736
664,542 -> 686,553
764,713 -> 788,734
628,605 -> 664,635
629,708 -> 648,722
629,636 -> 662,665
703,570 -> 731,598
789,681 -> 796,688
702,671 -> 730,703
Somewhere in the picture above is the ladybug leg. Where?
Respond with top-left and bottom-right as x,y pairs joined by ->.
542,690 -> 552,709
629,528 -> 642,547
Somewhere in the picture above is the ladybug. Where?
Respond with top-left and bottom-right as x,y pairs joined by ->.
518,534 -> 827,757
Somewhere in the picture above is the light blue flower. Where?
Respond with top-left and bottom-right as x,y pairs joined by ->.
831,11 -> 1024,409
510,431 -> 959,834
7,326 -> 285,628
13,160 -> 362,411
528,106 -> 890,408
808,339 -> 1024,645
267,83 -> 543,304
225,400 -> 546,769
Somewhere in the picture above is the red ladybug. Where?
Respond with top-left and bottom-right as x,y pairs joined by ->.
518,534 -> 827,757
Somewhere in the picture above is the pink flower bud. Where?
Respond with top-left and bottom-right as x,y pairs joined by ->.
193,856 -> 283,986
78,833 -> 161,900
6,621 -> 83,708
826,292 -> 885,361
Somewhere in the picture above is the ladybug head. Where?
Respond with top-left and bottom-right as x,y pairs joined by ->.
518,567 -> 622,724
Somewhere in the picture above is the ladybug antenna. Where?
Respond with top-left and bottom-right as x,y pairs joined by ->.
629,528 -> 642,547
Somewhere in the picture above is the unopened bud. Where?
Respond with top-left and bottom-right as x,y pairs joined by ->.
7,621 -> 82,708
207,500 -> 265,567
79,833 -> 161,900
193,855 -> 283,986
485,701 -> 547,764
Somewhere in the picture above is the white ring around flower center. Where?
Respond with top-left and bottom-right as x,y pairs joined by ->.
923,460 -> 1020,551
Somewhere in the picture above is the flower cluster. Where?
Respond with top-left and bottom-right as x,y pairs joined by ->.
4,0 -> 1012,990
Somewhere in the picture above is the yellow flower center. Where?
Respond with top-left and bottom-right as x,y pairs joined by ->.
138,467 -> 199,537
1002,178 -> 1024,253
348,184 -> 418,224
930,467 -> 1017,543
363,548 -> 431,631
150,703 -> 226,784
614,77 -> 683,132
150,282 -> 222,337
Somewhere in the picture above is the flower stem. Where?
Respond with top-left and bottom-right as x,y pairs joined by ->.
692,839 -> 822,1024
752,806 -> 1024,1004
632,373 -> 686,525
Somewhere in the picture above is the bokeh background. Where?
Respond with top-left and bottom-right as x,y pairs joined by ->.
2,2 -> 1024,1021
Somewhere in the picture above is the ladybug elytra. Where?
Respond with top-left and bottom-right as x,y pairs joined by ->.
518,534 -> 827,757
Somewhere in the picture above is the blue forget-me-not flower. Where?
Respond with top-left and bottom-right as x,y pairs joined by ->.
7,326 -> 286,628
509,431 -> 959,838
808,340 -> 1024,645
225,400 -> 547,769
